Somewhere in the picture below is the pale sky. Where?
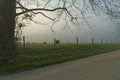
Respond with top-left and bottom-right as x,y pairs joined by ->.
22,14 -> 119,43
21,0 -> 120,43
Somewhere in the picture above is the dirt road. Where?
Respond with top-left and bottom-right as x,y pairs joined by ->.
1,50 -> 120,80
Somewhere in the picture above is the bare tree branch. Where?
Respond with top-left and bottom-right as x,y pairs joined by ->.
15,0 -> 120,32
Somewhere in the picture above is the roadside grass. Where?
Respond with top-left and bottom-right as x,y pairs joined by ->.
0,43 -> 120,75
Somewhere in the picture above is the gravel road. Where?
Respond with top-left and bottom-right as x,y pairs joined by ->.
1,50 -> 120,80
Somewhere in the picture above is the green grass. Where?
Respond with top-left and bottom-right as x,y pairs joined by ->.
0,43 -> 120,75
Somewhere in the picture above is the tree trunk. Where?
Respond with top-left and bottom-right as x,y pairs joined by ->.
0,0 -> 16,64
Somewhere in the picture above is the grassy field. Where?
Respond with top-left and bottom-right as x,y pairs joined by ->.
0,43 -> 120,75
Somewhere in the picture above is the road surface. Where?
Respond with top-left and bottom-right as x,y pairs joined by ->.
0,50 -> 120,80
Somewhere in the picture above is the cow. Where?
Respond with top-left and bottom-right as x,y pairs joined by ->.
54,38 -> 60,45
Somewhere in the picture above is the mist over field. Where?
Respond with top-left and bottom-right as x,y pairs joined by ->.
23,15 -> 120,43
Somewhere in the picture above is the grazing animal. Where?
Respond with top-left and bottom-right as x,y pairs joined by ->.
55,40 -> 60,44
54,39 -> 60,44
43,42 -> 47,44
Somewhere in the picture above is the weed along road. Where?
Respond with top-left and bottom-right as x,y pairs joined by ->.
1,50 -> 120,80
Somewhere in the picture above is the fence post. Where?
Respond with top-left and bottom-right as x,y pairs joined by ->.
54,38 -> 56,47
101,38 -> 103,44
92,37 -> 94,45
23,36 -> 26,48
76,36 -> 78,47
111,40 -> 113,44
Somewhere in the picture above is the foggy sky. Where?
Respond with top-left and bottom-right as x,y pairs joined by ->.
22,0 -> 120,43
22,15 -> 119,43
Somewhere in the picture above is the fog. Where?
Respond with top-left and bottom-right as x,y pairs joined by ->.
21,1 -> 120,44
22,14 -> 119,44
